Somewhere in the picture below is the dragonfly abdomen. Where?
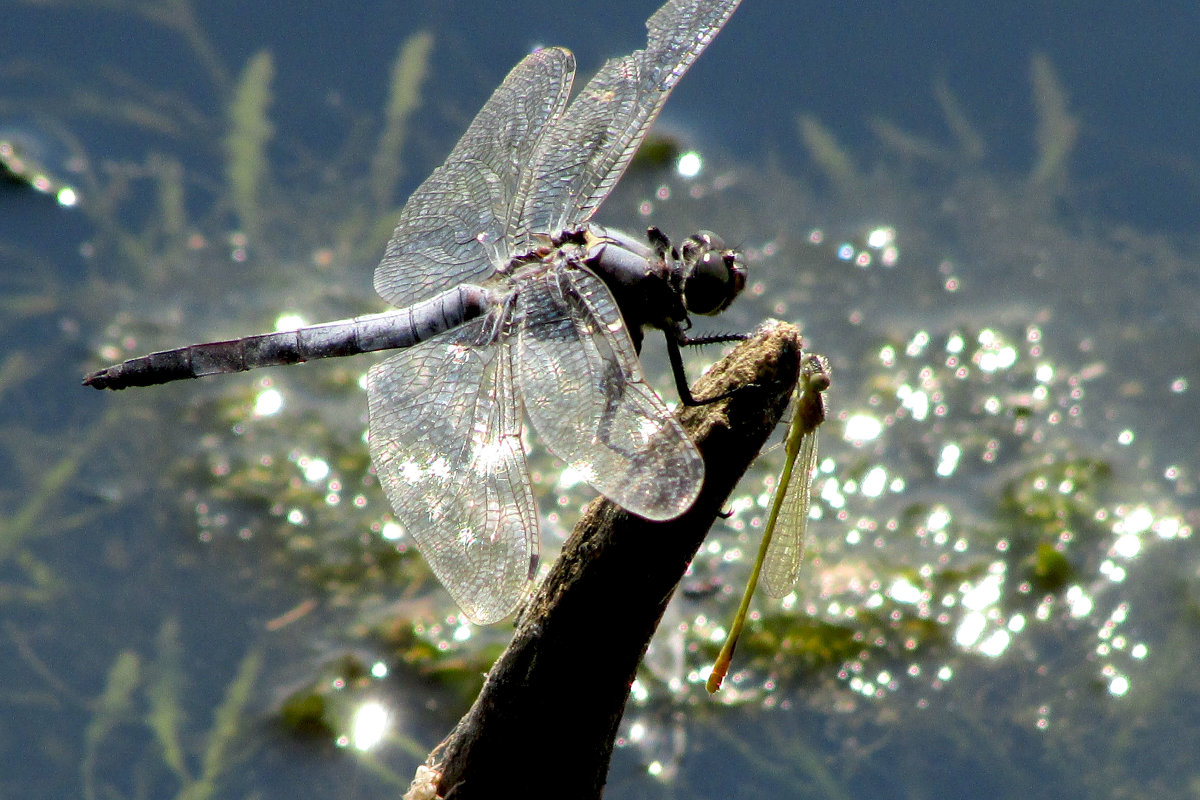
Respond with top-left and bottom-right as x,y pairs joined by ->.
84,284 -> 490,390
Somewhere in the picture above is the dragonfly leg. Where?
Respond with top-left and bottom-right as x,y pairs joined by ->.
664,326 -> 750,406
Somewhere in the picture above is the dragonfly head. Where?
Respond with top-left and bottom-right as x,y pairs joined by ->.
679,231 -> 746,316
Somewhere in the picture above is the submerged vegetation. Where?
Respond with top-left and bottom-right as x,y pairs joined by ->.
1,2 -> 1197,798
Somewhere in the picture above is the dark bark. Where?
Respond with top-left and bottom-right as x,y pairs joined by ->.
420,321 -> 802,800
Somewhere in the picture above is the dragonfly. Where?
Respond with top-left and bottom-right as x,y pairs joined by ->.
84,0 -> 746,625
707,352 -> 830,693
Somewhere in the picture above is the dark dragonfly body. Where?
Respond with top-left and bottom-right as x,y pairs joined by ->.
84,0 -> 746,624
84,225 -> 741,392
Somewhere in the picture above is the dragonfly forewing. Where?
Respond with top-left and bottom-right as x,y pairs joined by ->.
366,316 -> 537,625
373,47 -> 575,309
515,265 -> 702,520
518,0 -> 743,241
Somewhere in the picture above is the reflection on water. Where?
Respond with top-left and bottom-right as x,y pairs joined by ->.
1,2 -> 1198,799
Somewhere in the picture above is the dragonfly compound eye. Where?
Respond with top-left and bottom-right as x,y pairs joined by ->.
680,231 -> 747,316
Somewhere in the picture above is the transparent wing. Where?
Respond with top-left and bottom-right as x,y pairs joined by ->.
517,0 -> 742,244
365,316 -> 537,625
761,427 -> 819,598
762,357 -> 829,598
515,264 -> 702,519
374,47 -> 574,308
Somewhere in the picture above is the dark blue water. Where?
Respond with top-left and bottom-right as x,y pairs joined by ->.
2,2 -> 1197,798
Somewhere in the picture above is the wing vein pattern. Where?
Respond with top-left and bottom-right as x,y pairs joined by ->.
374,48 -> 575,308
366,316 -> 537,624
516,264 -> 702,520
517,0 -> 742,244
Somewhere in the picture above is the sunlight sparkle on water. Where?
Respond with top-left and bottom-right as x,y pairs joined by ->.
1066,585 -> 1094,618
961,569 -> 1003,611
905,330 -> 930,356
898,385 -> 930,420
1100,559 -> 1128,582
676,150 -> 702,177
1112,534 -> 1141,559
819,476 -> 846,510
298,456 -> 330,483
955,614 -> 984,652
867,226 -> 895,249
936,443 -> 961,477
1117,505 -> 1154,535
855,225 -> 900,266
861,466 -> 887,497
977,347 -> 1017,372
927,506 -> 952,532
844,414 -> 883,442
1153,515 -> 1188,539
888,577 -> 922,604
254,388 -> 283,416
350,701 -> 389,751
971,329 -> 1019,372
978,629 -> 1011,657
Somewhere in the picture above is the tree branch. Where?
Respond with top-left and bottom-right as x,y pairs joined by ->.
416,321 -> 803,800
